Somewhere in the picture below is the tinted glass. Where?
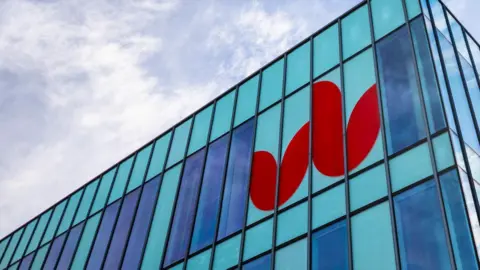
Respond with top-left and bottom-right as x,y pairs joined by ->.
213,234 -> 241,270
371,0 -> 405,40
275,239 -> 307,270
312,184 -> 346,229
147,132 -> 172,180
259,58 -> 283,111
127,144 -> 153,192
26,209 -> 52,253
243,254 -> 271,270
186,249 -> 211,270
312,220 -> 348,270
57,190 -> 83,236
30,243 -> 50,270
18,252 -> 34,270
43,233 -> 67,270
73,179 -> 99,226
90,167 -> 116,214
167,119 -> 193,167
313,23 -> 339,77
108,156 -> 134,204
235,75 -> 259,126
188,105 -> 213,155
349,164 -> 387,211
341,5 -> 371,59
286,42 -> 310,95
41,200 -> 67,245
243,219 -> 273,261
276,202 -> 307,245
11,219 -> 37,263
56,222 -> 85,269
0,229 -> 23,269
70,213 -> 101,270
210,91 -> 235,141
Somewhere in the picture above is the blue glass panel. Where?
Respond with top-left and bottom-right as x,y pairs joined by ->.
108,156 -> 134,204
243,254 -> 271,270
18,252 -> 34,270
0,229 -> 23,269
71,213 -> 101,270
213,234 -> 241,270
127,144 -> 153,192
235,75 -> 259,127
210,91 -> 235,141
394,180 -> 451,269
430,0 -> 450,42
276,202 -> 307,245
90,167 -> 116,214
312,184 -> 346,229
440,170 -> 477,269
57,190 -> 83,236
243,219 -> 273,261
467,35 -> 480,75
313,23 -> 339,77
11,219 -> 37,263
147,132 -> 172,180
190,135 -> 229,253
447,13 -> 469,62
341,5 -> 371,59
41,200 -> 67,245
275,239 -> 307,270
371,0 -> 405,40
86,200 -> 121,270
167,118 -> 193,167
103,188 -> 141,269
459,56 -> 480,134
56,222 -> 85,270
433,133 -> 455,171
122,176 -> 161,270
188,105 -> 213,155
377,25 -> 426,154
165,150 -> 206,266
30,243 -> 49,270
186,249 -> 211,270
286,41 -> 310,95
350,164 -> 388,211
259,58 -> 283,111
312,220 -> 348,270
406,0 -> 421,19
458,170 -> 480,257
27,210 -> 52,254
218,119 -> 255,239
43,233 -> 67,270
73,179 -> 99,226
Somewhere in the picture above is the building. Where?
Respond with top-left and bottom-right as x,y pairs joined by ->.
1,0 -> 480,269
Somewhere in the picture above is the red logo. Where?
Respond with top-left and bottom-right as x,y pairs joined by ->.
250,81 -> 380,211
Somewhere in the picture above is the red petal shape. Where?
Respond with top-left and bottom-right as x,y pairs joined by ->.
312,81 -> 345,177
250,151 -> 278,211
346,84 -> 380,171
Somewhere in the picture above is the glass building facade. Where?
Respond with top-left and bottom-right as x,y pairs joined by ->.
1,0 -> 480,269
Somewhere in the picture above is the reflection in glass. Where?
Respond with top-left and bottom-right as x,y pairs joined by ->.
312,220 -> 348,269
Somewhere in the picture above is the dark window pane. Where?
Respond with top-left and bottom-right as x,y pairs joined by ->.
43,233 -> 67,270
164,149 -> 206,266
243,253 -> 271,270
394,180 -> 451,269
86,200 -> 121,270
312,220 -> 348,270
56,222 -> 85,269
122,176 -> 161,270
190,135 -> 229,253
377,25 -> 427,154
18,252 -> 34,270
218,119 -> 255,239
104,188 -> 141,269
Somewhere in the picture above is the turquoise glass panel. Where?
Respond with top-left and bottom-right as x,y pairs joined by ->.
57,190 -> 83,235
276,202 -> 307,245
26,209 -> 52,253
8,261 -> 18,270
259,58 -> 284,111
406,0 -> 421,19
30,243 -> 50,270
350,164 -> 388,211
286,41 -> 310,95
127,144 -> 153,192
71,213 -> 101,270
167,119 -> 193,167
433,133 -> 455,171
371,0 -> 405,40
108,155 -> 134,203
90,167 -> 116,214
0,228 -> 24,269
188,105 -> 213,155
313,23 -> 339,77
147,132 -> 172,180
235,75 -> 259,127
275,239 -> 307,270
141,165 -> 181,270
213,234 -> 241,270
187,249 -> 211,270
41,200 -> 67,245
312,184 -> 346,228
352,202 -> 396,270
243,219 -> 273,261
390,142 -> 433,191
73,179 -> 99,226
0,237 -> 9,262
210,91 -> 235,141
11,219 -> 37,263
342,5 -> 371,59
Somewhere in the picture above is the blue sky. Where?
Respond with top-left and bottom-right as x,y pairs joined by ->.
0,0 -> 478,238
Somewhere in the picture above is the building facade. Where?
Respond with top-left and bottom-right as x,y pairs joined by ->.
1,0 -> 480,269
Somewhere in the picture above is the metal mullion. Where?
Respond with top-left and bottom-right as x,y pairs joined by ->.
27,202 -> 56,269
307,34 -> 314,270
207,86 -> 240,270
463,30 -> 480,95
182,101 -> 218,270
366,1 -> 401,269
401,0 -> 457,267
15,217 -> 40,265
237,69 -> 263,268
5,226 -> 26,267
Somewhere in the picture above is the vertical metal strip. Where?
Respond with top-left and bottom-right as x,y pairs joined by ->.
462,30 -> 480,93
307,35 -> 314,270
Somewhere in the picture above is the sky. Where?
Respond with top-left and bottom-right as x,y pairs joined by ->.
0,0 -> 479,238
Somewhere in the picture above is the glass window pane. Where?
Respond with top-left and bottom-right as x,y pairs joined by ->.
352,202 -> 396,270
276,202 -> 307,245
341,5 -> 371,60
210,91 -> 235,141
0,237 -> 9,262
141,165 -> 182,269
371,0 -> 405,40
377,25 -> 427,154
167,119 -> 193,167
104,188 -> 141,269
108,156 -> 134,204
56,222 -> 85,270
165,150 -> 206,266
190,135 -> 229,253
213,234 -> 241,270
243,219 -> 273,261
57,190 -> 83,236
0,229 -> 23,269
394,180 -> 451,269
390,142 -> 433,191
122,176 -> 161,270
459,56 -> 480,134
11,219 -> 37,263
430,0 -> 450,42
406,0 -> 421,19
458,170 -> 480,257
127,144 -> 153,192
218,120 -> 255,239
8,261 -> 18,270
433,133 -> 455,171
41,200 -> 67,245
259,58 -> 283,111
243,254 -> 271,270
188,105 -> 214,155
43,233 -> 67,270
30,243 -> 50,270
73,179 -> 99,226
275,239 -> 307,270
312,184 -> 346,229
286,41 -> 310,95
71,212 -> 101,270
18,252 -> 34,270
147,132 -> 172,180
90,167 -> 116,214
350,164 -> 388,211
312,220 -> 348,270
187,249 -> 211,270
467,35 -> 480,75
313,23 -> 339,77
447,13 -> 469,62
235,75 -> 259,127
